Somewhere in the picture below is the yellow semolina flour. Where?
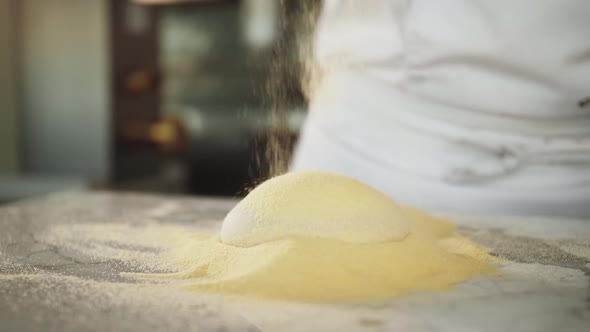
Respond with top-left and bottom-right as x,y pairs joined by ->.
130,171 -> 498,302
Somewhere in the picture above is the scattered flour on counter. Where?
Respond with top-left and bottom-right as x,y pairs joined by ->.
129,171 -> 498,301
23,171 -> 499,302
0,274 -> 250,331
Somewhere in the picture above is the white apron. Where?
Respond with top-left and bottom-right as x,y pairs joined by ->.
291,0 -> 590,218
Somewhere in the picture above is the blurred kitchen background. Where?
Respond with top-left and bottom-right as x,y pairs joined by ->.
0,0 -> 318,203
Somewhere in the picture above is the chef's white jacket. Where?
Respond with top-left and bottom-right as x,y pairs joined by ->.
291,0 -> 590,218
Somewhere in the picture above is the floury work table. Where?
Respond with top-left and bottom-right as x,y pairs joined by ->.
0,191 -> 589,332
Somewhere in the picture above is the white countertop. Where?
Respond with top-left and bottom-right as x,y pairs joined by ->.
0,192 -> 588,332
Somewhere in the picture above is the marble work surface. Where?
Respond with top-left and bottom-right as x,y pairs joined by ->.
0,191 -> 589,332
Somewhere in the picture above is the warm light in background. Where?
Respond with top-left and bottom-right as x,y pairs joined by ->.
0,0 -> 306,200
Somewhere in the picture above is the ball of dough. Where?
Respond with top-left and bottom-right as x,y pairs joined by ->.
220,171 -> 410,247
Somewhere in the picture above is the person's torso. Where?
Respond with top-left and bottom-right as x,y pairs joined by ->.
292,0 -> 590,217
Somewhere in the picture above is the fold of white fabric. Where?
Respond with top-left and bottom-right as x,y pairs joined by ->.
292,0 -> 590,218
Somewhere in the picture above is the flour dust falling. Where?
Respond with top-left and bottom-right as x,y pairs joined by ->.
250,0 -> 321,189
